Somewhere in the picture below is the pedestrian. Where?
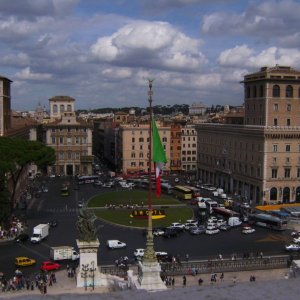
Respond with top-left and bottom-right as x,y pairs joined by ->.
232,276 -> 237,284
219,254 -> 223,260
30,281 -> 34,291
182,275 -> 186,287
185,253 -> 189,262
220,272 -> 224,281
260,251 -> 263,259
172,277 -> 175,286
43,282 -> 47,294
198,278 -> 203,285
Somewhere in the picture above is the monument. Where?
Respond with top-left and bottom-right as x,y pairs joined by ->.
76,208 -> 123,289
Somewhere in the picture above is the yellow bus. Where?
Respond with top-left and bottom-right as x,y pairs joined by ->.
173,185 -> 192,200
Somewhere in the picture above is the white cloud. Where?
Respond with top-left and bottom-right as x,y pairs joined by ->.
102,68 -> 132,79
218,45 -> 300,69
14,67 -> 52,81
2,52 -> 30,67
91,21 -> 207,72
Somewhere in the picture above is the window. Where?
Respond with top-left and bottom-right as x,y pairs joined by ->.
139,153 -> 143,158
139,138 -> 144,142
60,137 -> 63,144
271,169 -> 277,179
274,104 -> 278,111
287,104 -> 291,111
286,157 -> 290,164
297,168 -> 300,178
162,137 -> 167,142
60,105 -> 65,113
273,157 -> 277,163
82,137 -> 87,144
286,85 -> 293,98
131,152 -> 135,158
284,168 -> 290,178
76,152 -> 80,159
75,137 -> 79,144
253,86 -> 257,98
246,86 -> 250,98
67,104 -> 72,112
132,145 -> 135,150
67,151 -> 72,159
287,119 -> 291,126
132,138 -> 135,143
67,137 -> 71,144
139,145 -> 143,150
273,118 -> 278,126
53,104 -> 58,113
67,127 -> 71,133
52,128 -> 56,132
273,85 -> 280,97
259,85 -> 264,97
131,162 -> 136,167
273,145 -> 278,152
59,152 -> 64,160
286,145 -> 291,152
52,137 -> 56,144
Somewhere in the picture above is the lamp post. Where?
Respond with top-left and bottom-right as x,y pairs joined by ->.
81,264 -> 89,291
89,261 -> 96,290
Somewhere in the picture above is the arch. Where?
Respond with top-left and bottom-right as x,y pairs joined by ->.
282,187 -> 290,203
67,104 -> 72,112
272,85 -> 280,97
60,104 -> 65,113
270,187 -> 277,201
53,104 -> 58,113
296,187 -> 300,202
286,85 -> 293,98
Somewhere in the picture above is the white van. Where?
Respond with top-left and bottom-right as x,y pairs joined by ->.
106,240 -> 126,249
228,217 -> 242,227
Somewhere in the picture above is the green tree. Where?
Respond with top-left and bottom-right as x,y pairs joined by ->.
0,137 -> 55,223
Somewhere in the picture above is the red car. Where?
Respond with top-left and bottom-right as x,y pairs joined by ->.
40,261 -> 61,271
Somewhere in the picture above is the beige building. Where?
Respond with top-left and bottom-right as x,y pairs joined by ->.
45,96 -> 93,176
0,75 -> 12,136
197,66 -> 300,205
117,122 -> 171,175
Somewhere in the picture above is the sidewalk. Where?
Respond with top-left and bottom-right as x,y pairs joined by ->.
0,267 -> 292,299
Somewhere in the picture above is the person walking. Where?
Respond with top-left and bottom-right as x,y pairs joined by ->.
220,272 -> 224,281
185,253 -> 189,262
182,275 -> 187,287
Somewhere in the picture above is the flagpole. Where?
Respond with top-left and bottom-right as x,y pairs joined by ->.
143,79 -> 156,262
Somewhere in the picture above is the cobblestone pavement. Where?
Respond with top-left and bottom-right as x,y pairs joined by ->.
0,267 -> 299,300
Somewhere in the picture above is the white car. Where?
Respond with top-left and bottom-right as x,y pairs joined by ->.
106,240 -> 126,249
170,222 -> 185,230
293,237 -> 300,244
174,178 -> 179,183
242,226 -> 255,234
285,244 -> 300,252
205,228 -> 220,235
206,224 -> 218,231
134,248 -> 145,257
153,228 -> 165,236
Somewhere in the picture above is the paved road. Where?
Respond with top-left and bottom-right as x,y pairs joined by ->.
0,176 -> 294,280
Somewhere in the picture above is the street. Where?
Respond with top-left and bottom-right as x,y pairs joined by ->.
0,176 -> 292,279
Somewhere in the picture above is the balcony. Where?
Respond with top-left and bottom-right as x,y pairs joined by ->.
80,155 -> 94,163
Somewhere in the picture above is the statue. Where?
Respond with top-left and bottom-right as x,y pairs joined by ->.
76,207 -> 98,242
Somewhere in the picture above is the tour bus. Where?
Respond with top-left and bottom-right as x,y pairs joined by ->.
212,207 -> 240,219
173,185 -> 193,200
184,186 -> 201,197
60,185 -> 70,196
248,213 -> 288,231
77,175 -> 99,184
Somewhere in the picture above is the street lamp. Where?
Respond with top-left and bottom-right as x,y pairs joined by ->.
81,264 -> 89,291
89,261 -> 96,290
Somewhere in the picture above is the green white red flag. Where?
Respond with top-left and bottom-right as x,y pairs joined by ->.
152,118 -> 167,197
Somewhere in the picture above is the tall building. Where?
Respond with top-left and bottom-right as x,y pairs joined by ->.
0,75 -> 12,136
197,66 -> 300,205
44,96 -> 93,176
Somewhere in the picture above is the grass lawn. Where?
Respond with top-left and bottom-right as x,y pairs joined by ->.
88,189 -> 194,228
87,189 -> 180,207
93,207 -> 193,228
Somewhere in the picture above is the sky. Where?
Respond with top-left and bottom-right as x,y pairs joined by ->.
1,0 -> 300,111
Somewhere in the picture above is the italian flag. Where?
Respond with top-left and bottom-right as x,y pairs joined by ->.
152,118 -> 167,198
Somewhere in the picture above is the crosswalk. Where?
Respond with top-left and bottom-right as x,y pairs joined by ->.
42,207 -> 80,213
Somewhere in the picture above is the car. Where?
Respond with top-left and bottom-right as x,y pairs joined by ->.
163,228 -> 178,238
293,237 -> 300,244
205,228 -> 220,235
77,201 -> 83,208
94,180 -> 103,186
241,202 -> 250,209
219,224 -> 231,231
153,228 -> 165,236
216,219 -> 227,228
291,231 -> 300,237
174,178 -> 179,183
42,187 -> 48,193
185,219 -> 198,226
107,240 -> 126,249
170,222 -> 185,230
40,261 -> 61,271
285,244 -> 300,252
14,233 -> 29,243
242,226 -> 255,234
15,256 -> 36,267
48,220 -> 58,228
49,174 -> 56,178
190,226 -> 206,235
206,224 -> 218,231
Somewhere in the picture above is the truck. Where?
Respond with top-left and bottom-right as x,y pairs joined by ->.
30,224 -> 49,243
50,246 -> 80,261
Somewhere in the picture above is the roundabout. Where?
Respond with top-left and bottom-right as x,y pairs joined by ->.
87,189 -> 194,228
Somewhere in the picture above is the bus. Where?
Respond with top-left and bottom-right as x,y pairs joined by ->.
184,186 -> 201,197
161,183 -> 173,195
173,185 -> 193,200
213,207 -> 240,219
205,199 -> 219,214
248,213 -> 288,231
60,185 -> 70,196
77,175 -> 99,184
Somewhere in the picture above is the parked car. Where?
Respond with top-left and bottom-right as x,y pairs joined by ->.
14,233 -> 29,243
15,256 -> 36,267
190,226 -> 206,235
170,222 -> 185,231
106,240 -> 126,249
40,261 -> 61,271
163,228 -> 178,238
219,224 -> 231,231
174,178 -> 179,183
291,231 -> 300,237
205,228 -> 220,235
153,228 -> 165,236
242,226 -> 255,234
42,187 -> 48,193
48,220 -> 58,228
293,237 -> 300,244
285,244 -> 300,252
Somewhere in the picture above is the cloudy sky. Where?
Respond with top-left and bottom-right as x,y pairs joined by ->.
1,0 -> 300,110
